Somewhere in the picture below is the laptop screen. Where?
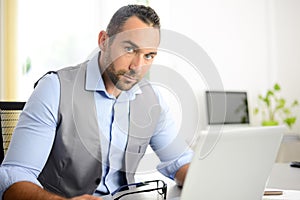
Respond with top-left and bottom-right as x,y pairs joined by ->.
206,91 -> 250,125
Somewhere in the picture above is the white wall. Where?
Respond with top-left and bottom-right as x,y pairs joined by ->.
153,0 -> 300,132
169,0 -> 270,88
270,0 -> 300,132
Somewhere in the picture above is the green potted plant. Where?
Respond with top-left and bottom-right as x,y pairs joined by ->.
254,83 -> 299,129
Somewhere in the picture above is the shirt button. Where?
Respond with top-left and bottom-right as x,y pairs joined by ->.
95,178 -> 101,185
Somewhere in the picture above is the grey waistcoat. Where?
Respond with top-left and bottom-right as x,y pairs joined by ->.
37,62 -> 161,198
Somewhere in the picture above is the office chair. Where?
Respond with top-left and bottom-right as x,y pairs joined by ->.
0,114 -> 3,164
0,101 -> 26,164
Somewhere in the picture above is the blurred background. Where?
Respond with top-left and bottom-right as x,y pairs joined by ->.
0,0 -> 299,134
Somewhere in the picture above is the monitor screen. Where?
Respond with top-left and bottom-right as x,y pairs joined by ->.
206,91 -> 250,125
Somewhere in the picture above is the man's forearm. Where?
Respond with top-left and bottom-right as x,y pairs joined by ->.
3,181 -> 102,200
174,163 -> 190,186
3,181 -> 64,200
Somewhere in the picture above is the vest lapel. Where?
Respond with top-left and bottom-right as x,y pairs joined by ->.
72,65 -> 102,161
125,80 -> 161,183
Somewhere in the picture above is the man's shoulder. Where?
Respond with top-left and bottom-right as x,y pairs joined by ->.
57,60 -> 89,74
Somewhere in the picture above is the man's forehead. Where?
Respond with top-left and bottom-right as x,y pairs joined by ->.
112,28 -> 160,48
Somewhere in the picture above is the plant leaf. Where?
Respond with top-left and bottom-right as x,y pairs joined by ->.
274,83 -> 281,91
292,100 -> 299,107
284,117 -> 296,129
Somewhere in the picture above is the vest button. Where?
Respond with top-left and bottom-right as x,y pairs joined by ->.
95,178 -> 101,185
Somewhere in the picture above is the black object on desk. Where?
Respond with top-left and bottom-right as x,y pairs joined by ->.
290,161 -> 300,168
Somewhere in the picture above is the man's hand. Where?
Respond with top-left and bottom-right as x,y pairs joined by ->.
174,163 -> 190,187
3,181 -> 102,200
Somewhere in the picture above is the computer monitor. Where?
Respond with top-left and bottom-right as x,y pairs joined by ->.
205,91 -> 250,125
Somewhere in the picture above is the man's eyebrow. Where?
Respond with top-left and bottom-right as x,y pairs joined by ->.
122,40 -> 139,48
146,51 -> 157,55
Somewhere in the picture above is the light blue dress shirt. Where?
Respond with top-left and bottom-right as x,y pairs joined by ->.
0,53 -> 193,197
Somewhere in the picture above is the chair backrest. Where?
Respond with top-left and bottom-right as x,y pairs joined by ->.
0,101 -> 26,164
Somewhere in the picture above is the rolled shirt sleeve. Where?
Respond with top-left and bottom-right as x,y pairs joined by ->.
0,165 -> 43,195
157,149 -> 193,180
150,86 -> 194,179
0,74 -> 60,198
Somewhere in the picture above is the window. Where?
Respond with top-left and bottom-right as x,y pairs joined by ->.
17,0 -> 104,99
16,0 -> 169,100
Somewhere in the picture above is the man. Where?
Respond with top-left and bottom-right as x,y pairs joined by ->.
0,5 -> 193,200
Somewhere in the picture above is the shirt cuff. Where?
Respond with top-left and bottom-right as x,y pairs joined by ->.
157,149 -> 193,180
0,165 -> 42,199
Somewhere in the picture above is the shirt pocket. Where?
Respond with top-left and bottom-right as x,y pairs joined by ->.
137,143 -> 148,154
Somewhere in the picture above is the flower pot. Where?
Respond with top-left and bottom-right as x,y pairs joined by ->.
262,120 -> 279,126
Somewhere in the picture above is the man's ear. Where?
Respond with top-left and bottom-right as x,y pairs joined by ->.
98,31 -> 108,51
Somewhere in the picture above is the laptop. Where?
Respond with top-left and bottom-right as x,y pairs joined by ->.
180,125 -> 285,200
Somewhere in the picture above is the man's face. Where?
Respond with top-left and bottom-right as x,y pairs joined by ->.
100,16 -> 160,92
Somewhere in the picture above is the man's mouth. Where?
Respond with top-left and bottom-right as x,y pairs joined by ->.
122,74 -> 137,82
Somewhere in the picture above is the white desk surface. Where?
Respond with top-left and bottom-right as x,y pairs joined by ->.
267,163 -> 300,190
101,163 -> 300,200
263,163 -> 300,200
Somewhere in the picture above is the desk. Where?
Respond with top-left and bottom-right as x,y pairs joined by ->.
276,134 -> 300,162
101,163 -> 300,200
267,163 -> 300,190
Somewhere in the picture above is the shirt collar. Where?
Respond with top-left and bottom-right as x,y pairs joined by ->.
85,51 -> 142,100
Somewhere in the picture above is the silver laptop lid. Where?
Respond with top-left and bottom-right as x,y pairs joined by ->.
181,126 -> 285,200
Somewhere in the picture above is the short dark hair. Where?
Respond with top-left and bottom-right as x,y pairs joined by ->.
106,4 -> 160,37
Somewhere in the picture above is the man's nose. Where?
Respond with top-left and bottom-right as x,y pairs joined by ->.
129,54 -> 144,71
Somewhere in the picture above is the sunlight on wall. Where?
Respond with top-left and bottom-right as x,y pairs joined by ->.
17,0 -> 101,99
1,0 -> 18,100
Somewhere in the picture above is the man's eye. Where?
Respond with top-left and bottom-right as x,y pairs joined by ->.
145,54 -> 155,60
125,47 -> 135,53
